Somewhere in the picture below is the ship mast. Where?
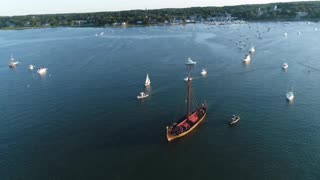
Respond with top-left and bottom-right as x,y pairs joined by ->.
186,73 -> 191,121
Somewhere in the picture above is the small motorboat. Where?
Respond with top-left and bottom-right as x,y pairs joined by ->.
28,64 -> 34,70
286,91 -> 294,101
243,54 -> 251,63
185,57 -> 197,65
137,92 -> 149,99
201,68 -> 207,76
283,32 -> 288,37
37,67 -> 48,74
229,114 -> 240,125
282,63 -> 288,69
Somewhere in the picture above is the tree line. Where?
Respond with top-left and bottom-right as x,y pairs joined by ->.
1,1 -> 320,29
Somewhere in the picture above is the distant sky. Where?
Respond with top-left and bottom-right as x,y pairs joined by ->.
0,0 -> 313,16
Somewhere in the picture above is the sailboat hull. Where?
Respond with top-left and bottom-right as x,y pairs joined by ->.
9,62 -> 19,68
166,105 -> 207,142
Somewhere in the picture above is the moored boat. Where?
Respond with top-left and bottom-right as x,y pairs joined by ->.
282,63 -> 288,69
166,75 -> 207,142
286,91 -> 294,101
243,54 -> 251,63
185,57 -> 197,65
201,68 -> 207,76
249,46 -> 255,53
229,114 -> 240,125
28,64 -> 34,70
37,67 -> 48,74
8,54 -> 19,68
9,61 -> 19,68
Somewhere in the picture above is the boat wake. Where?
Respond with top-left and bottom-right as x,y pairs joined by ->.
298,61 -> 320,72
213,65 -> 278,78
78,55 -> 96,72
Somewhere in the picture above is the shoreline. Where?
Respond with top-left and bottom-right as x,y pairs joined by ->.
0,20 -> 318,31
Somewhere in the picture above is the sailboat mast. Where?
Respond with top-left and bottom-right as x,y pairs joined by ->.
187,74 -> 191,121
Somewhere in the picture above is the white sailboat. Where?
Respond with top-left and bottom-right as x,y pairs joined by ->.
243,54 -> 251,63
286,91 -> 294,101
28,64 -> 35,70
37,67 -> 48,74
249,46 -> 255,53
201,68 -> 207,76
282,63 -> 288,69
185,57 -> 197,65
8,54 -> 19,68
145,74 -> 151,86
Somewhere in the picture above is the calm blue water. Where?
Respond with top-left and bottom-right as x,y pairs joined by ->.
1,22 -> 320,179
